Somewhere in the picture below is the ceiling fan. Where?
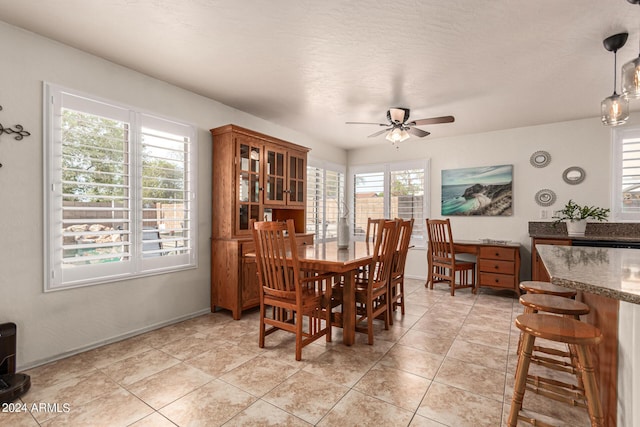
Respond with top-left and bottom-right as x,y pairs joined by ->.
346,107 -> 454,144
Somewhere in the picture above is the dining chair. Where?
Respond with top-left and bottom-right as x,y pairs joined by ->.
252,219 -> 333,361
388,218 -> 414,325
426,218 -> 476,296
365,217 -> 383,242
334,218 -> 400,344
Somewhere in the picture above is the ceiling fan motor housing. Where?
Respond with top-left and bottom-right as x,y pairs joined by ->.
388,108 -> 410,124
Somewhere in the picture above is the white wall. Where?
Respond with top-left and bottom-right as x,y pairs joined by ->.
0,21 -> 345,369
348,116 -> 640,281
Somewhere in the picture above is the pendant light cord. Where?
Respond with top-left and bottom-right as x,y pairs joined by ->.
614,49 -> 618,94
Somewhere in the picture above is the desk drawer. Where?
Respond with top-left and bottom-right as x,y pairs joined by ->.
479,259 -> 514,274
479,272 -> 515,289
479,246 -> 515,261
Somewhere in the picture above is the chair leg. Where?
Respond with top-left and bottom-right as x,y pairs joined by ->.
295,310 -> 303,361
399,280 -> 405,315
508,333 -> 535,427
575,345 -> 604,427
388,282 -> 394,326
259,302 -> 266,349
326,297 -> 332,343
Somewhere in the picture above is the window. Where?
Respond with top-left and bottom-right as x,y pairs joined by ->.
352,160 -> 429,246
612,125 -> 640,221
44,83 -> 197,290
306,160 -> 345,242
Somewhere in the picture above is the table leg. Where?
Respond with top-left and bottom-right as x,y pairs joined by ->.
342,270 -> 355,346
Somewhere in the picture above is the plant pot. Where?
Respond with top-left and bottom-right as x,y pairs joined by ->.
566,220 -> 587,236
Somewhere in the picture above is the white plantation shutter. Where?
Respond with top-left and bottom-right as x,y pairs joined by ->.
45,84 -> 197,290
390,164 -> 427,245
352,160 -> 429,246
613,126 -> 640,221
306,161 -> 345,242
324,169 -> 344,239
353,170 -> 385,238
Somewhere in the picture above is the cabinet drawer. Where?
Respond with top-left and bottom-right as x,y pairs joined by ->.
296,234 -> 314,246
479,246 -> 515,261
479,259 -> 514,274
479,272 -> 515,288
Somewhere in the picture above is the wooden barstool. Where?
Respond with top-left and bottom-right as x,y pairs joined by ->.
519,280 -> 577,298
508,313 -> 603,427
518,293 -> 591,401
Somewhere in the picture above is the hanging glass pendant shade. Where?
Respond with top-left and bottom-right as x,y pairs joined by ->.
622,56 -> 640,99
602,33 -> 629,126
601,92 -> 629,126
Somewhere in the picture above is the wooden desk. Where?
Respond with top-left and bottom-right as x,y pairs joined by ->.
427,240 -> 521,294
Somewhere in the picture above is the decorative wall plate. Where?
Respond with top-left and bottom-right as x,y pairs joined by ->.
530,151 -> 551,168
562,166 -> 585,185
535,189 -> 556,206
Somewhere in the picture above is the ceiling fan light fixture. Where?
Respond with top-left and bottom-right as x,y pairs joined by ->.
385,128 -> 410,143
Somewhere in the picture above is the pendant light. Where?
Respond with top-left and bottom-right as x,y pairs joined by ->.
601,32 -> 629,126
622,0 -> 640,98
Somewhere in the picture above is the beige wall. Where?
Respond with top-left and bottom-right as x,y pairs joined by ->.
348,115 -> 640,280
0,21 -> 345,368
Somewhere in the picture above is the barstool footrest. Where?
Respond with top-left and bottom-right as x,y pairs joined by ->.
526,375 -> 586,403
525,383 -> 588,408
517,414 -> 558,427
531,355 -> 578,375
533,344 -> 571,358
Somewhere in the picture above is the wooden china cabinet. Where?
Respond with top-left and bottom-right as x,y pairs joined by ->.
210,124 -> 312,319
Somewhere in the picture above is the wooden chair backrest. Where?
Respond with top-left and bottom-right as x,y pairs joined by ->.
393,218 -> 414,277
365,217 -> 384,243
426,218 -> 455,265
252,219 -> 300,301
368,219 -> 400,290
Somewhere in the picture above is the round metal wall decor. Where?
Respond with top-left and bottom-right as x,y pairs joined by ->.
562,166 -> 586,185
535,189 -> 557,206
530,151 -> 551,168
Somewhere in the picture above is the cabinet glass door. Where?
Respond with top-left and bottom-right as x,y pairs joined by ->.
265,147 -> 286,205
287,152 -> 305,205
237,140 -> 261,234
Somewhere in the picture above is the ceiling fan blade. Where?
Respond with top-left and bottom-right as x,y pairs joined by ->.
368,128 -> 391,138
345,121 -> 388,126
407,127 -> 430,138
409,115 -> 455,126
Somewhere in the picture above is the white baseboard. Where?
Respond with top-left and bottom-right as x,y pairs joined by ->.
18,308 -> 212,371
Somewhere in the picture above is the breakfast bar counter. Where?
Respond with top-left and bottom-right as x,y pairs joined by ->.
537,244 -> 640,427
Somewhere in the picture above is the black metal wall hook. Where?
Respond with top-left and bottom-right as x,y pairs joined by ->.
0,103 -> 31,168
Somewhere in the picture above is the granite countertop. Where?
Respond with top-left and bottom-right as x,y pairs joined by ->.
529,221 -> 640,241
536,244 -> 640,304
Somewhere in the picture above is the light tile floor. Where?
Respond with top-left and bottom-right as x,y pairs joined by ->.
5,279 -> 591,426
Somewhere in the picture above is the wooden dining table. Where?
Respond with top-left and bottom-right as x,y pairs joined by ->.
293,240 -> 374,346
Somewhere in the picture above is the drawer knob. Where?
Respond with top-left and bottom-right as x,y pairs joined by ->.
495,279 -> 499,283
494,265 -> 499,269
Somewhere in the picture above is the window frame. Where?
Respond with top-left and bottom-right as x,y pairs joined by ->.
43,83 -> 198,291
612,125 -> 640,222
306,158 -> 346,243
351,159 -> 430,247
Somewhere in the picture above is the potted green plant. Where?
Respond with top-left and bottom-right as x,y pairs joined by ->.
552,200 -> 609,236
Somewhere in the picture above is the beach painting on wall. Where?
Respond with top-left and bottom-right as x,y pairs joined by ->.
441,164 -> 513,216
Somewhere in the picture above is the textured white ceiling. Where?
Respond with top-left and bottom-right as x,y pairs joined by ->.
1,0 -> 639,149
